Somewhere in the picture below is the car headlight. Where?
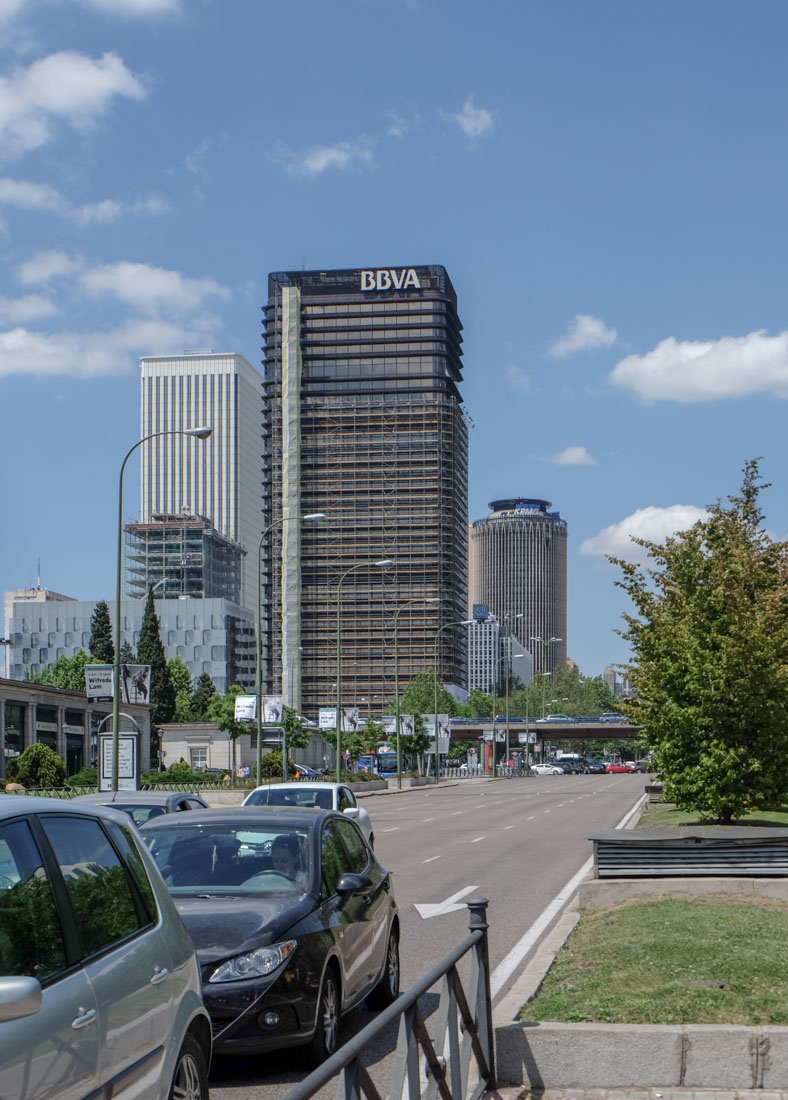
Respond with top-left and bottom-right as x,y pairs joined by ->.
209,939 -> 297,983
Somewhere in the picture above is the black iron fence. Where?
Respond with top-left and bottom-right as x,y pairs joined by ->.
284,899 -> 495,1100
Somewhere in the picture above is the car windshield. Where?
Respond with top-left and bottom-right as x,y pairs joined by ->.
245,787 -> 334,810
143,824 -> 312,896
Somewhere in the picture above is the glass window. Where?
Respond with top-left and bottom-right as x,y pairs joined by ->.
0,819 -> 67,981
104,820 -> 158,923
40,815 -> 141,957
334,818 -> 369,874
337,787 -> 356,812
320,821 -> 351,897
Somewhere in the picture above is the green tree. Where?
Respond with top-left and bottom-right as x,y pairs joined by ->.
281,705 -> 312,751
461,688 -> 494,717
136,589 -> 175,729
119,640 -> 136,664
28,650 -> 91,692
613,459 -> 788,824
190,672 -> 217,720
167,656 -> 193,722
13,743 -> 67,787
206,684 -> 250,742
88,600 -> 114,664
396,669 -> 462,717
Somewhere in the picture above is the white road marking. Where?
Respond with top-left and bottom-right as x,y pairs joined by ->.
383,827 -> 399,832
471,836 -> 485,843
415,885 -> 480,919
526,816 -> 535,820
423,855 -> 441,863
504,825 -> 514,830
422,817 -> 435,822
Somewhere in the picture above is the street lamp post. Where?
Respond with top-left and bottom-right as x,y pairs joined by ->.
505,653 -> 525,771
337,560 -> 392,780
432,618 -> 472,786
112,426 -> 212,792
255,513 -> 325,784
490,652 -> 524,775
394,596 -> 440,789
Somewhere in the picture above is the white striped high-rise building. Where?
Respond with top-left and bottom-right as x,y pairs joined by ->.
468,498 -> 567,675
139,352 -> 264,609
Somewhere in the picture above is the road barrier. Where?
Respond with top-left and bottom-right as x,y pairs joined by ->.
284,899 -> 495,1100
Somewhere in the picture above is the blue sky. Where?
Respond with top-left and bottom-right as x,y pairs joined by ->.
2,0 -> 788,679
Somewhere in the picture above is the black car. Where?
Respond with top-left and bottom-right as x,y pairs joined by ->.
72,789 -> 210,826
584,759 -> 607,774
140,806 -> 399,1064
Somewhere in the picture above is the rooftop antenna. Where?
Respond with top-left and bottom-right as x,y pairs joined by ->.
37,558 -> 41,589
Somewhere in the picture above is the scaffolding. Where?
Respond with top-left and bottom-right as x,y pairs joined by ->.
262,266 -> 468,717
124,513 -> 245,603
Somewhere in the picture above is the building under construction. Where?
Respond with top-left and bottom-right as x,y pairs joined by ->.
262,265 -> 468,717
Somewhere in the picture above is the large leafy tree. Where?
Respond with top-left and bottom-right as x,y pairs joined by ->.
395,669 -> 462,717
13,743 -> 67,788
88,600 -> 114,664
613,459 -> 788,824
28,650 -> 91,692
136,589 -> 175,728
167,656 -> 193,722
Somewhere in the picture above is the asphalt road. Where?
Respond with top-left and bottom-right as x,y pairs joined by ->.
208,772 -> 645,1099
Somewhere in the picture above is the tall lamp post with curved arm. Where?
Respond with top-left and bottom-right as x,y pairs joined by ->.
432,618 -> 472,785
336,560 -> 393,780
112,426 -> 212,792
255,513 -> 326,783
393,596 -> 440,789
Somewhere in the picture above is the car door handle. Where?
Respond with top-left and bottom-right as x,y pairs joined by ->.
150,967 -> 169,985
72,1008 -> 97,1029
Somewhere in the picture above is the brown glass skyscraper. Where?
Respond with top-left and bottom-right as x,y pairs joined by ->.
262,265 -> 468,717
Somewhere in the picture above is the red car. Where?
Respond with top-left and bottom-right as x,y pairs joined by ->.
605,762 -> 634,773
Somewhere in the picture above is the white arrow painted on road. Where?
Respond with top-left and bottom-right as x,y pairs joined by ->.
414,885 -> 479,920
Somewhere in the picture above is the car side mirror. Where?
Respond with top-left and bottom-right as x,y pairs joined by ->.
0,976 -> 42,1022
336,872 -> 371,898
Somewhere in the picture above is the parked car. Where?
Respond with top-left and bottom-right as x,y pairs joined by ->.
292,763 -> 325,778
0,796 -> 212,1100
242,782 -> 374,846
71,789 -> 210,826
140,806 -> 399,1064
605,762 -> 635,773
584,759 -> 606,774
600,712 -> 626,722
536,714 -> 571,723
531,762 -> 563,775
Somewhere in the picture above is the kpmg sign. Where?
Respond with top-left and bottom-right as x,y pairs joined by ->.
360,268 -> 421,291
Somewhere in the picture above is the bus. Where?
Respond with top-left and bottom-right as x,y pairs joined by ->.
357,750 -> 401,778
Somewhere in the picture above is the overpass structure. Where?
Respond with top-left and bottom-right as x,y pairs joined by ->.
447,716 -> 642,772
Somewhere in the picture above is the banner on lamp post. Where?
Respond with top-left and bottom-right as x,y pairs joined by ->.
234,695 -> 257,723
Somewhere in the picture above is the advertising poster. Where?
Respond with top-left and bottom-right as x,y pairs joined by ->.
234,695 -> 257,723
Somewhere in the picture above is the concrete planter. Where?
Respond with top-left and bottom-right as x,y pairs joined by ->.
347,779 -> 388,793
387,776 -> 428,789
495,1021 -> 788,1091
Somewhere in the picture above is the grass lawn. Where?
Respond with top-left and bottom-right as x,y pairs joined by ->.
638,803 -> 788,829
519,894 -> 788,1025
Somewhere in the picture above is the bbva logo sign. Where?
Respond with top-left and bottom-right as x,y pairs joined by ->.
360,268 -> 421,291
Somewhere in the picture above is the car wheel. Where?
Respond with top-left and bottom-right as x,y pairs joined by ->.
306,967 -> 340,1066
367,926 -> 399,1009
169,1034 -> 209,1100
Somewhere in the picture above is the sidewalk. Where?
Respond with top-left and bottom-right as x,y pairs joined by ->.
487,1089 -> 788,1099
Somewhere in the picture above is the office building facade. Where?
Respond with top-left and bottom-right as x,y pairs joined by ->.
5,598 -> 254,695
262,265 -> 468,715
139,352 -> 264,609
469,498 -> 567,674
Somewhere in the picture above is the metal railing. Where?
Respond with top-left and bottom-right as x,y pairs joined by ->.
285,898 -> 495,1100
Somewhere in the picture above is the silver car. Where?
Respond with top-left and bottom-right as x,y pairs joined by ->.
242,782 -> 375,846
0,796 -> 212,1099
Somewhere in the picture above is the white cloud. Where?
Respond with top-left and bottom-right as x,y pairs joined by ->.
0,316 -> 220,379
550,314 -> 617,357
275,137 -> 374,178
0,177 -> 168,223
78,260 -> 230,316
452,95 -> 495,139
80,0 -> 182,14
549,446 -> 598,467
0,294 -> 59,324
580,504 -> 709,563
506,364 -> 530,391
0,51 -> 146,161
609,329 -> 788,403
0,0 -> 26,24
0,178 -> 68,214
18,250 -> 81,284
